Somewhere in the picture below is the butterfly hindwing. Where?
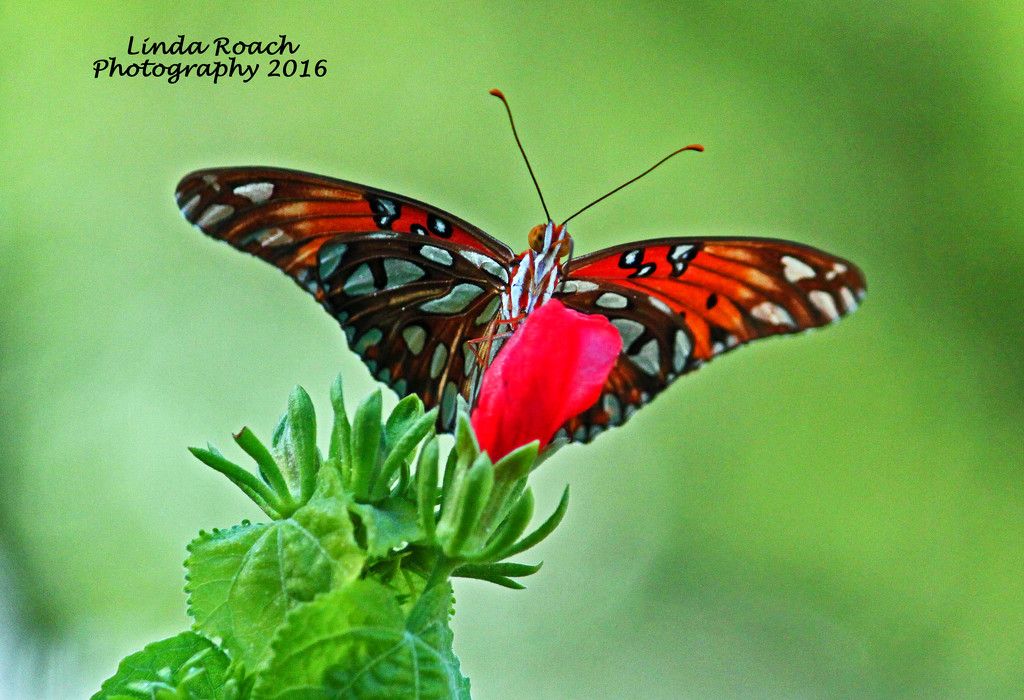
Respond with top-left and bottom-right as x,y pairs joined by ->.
175,167 -> 513,424
315,232 -> 507,425
554,237 -> 866,442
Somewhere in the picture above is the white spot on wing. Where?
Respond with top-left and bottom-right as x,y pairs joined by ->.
353,328 -> 383,354
632,338 -> 661,376
561,280 -> 599,294
195,204 -> 234,229
612,318 -> 645,349
233,182 -> 274,204
180,194 -> 201,218
420,283 -> 484,313
383,258 -> 426,286
808,290 -> 839,321
673,329 -> 692,372
648,295 -> 673,315
460,249 -> 509,282
420,245 -> 453,266
440,382 -> 459,427
402,325 -> 427,355
259,228 -> 292,246
430,343 -> 449,379
475,296 -> 501,325
483,259 -> 509,283
318,241 -> 347,279
781,255 -> 816,282
602,394 -> 622,425
343,263 -> 376,296
750,301 -> 796,327
596,292 -> 629,309
826,262 -> 848,281
839,287 -> 858,313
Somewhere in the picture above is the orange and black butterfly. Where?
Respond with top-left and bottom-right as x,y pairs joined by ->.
175,91 -> 865,444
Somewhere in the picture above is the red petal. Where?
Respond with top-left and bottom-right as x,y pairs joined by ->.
470,299 -> 622,460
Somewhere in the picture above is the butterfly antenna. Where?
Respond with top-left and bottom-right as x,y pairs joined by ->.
561,144 -> 705,226
490,89 -> 551,222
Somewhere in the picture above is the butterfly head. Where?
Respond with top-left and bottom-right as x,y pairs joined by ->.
528,221 -> 572,258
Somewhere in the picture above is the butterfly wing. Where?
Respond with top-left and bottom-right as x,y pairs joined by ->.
553,237 -> 866,443
175,167 -> 514,426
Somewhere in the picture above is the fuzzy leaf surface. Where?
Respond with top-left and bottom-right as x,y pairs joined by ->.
253,580 -> 468,700
349,497 -> 421,558
186,469 -> 364,669
91,632 -> 229,700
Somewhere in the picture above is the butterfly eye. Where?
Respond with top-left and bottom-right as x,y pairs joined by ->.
528,224 -> 548,252
528,224 -> 573,257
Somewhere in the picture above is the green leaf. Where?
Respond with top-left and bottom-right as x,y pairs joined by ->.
186,468 -> 364,670
348,497 -> 420,558
91,632 -> 229,700
254,579 -> 469,700
349,389 -> 383,498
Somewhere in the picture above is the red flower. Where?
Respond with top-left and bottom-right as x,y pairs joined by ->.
470,299 -> 622,461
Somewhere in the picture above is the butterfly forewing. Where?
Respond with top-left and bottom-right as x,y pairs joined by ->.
175,167 -> 514,425
554,237 -> 866,443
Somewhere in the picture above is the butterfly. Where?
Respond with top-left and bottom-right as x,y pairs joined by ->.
175,93 -> 865,445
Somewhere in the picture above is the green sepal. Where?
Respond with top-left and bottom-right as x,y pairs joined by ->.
478,440 -> 539,531
232,426 -> 294,512
271,386 -> 319,502
373,407 -> 438,500
505,484 -> 570,558
450,561 -> 543,589
328,373 -> 353,485
417,437 -> 440,540
492,439 -> 539,484
349,389 -> 383,499
470,561 -> 543,577
440,440 -> 459,501
452,560 -> 540,581
384,393 -> 425,449
453,412 -> 480,463
437,452 -> 494,558
187,446 -> 280,519
471,488 -> 535,563
90,632 -> 230,700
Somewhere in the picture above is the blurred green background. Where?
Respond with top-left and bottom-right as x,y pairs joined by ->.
2,1 -> 1022,698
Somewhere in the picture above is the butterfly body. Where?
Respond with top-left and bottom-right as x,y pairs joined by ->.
176,166 -> 865,443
